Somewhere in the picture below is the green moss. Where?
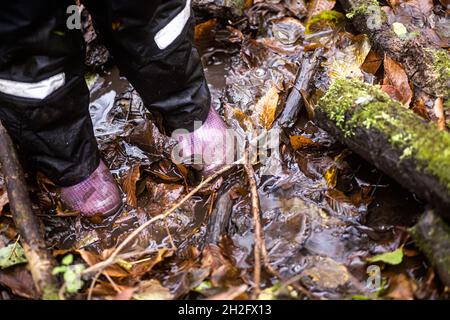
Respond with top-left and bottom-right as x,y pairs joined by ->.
42,285 -> 60,300
432,49 -> 450,106
318,79 -> 450,191
306,10 -> 345,34
410,212 -> 450,275
346,0 -> 381,19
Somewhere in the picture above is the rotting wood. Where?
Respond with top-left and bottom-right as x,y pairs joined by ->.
0,121 -> 59,299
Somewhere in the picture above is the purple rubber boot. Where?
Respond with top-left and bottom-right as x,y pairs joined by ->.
60,161 -> 122,217
173,107 -> 233,175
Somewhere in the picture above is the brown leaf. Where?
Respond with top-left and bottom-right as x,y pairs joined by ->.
385,273 -> 416,300
404,0 -> 433,16
412,97 -> 431,120
133,279 -> 174,300
361,50 -> 382,75
307,0 -> 336,21
78,250 -> 130,278
0,266 -> 39,299
252,84 -> 279,130
383,55 -> 413,106
224,104 -> 255,132
114,287 -> 135,300
122,164 -> 141,207
201,244 -> 241,287
381,84 -> 405,103
129,249 -> 174,279
194,19 -> 217,48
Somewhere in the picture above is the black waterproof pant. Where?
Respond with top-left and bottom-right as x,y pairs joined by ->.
0,0 -> 210,186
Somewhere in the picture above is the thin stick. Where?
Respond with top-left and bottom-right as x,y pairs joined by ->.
83,162 -> 237,275
87,271 -> 101,301
243,148 -> 262,298
104,272 -> 121,293
243,147 -> 314,299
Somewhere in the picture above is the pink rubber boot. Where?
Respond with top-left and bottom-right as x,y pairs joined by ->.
173,107 -> 233,175
60,160 -> 122,217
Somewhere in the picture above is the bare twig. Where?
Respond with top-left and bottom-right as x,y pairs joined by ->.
243,146 -> 314,299
83,162 -> 238,275
243,147 -> 262,298
87,271 -> 102,301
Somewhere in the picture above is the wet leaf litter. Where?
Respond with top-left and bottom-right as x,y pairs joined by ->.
0,0 -> 449,300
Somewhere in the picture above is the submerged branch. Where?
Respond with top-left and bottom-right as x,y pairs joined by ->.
0,121 -> 59,299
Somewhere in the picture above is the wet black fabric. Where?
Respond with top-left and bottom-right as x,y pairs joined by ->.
0,0 -> 210,186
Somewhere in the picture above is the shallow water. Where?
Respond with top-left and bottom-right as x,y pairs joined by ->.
38,26 -> 434,299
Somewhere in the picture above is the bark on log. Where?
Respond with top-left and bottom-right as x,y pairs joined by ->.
277,49 -> 324,129
205,189 -> 234,245
410,210 -> 450,287
0,122 -> 59,299
193,0 -> 248,18
339,0 -> 450,99
315,79 -> 450,220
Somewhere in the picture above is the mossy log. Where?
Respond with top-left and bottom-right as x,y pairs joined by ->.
340,0 -> 450,100
410,210 -> 450,287
315,79 -> 450,220
0,122 -> 59,299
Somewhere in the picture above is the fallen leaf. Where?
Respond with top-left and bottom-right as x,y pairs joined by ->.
324,165 -> 338,188
385,274 -> 415,300
404,0 -> 433,17
0,266 -> 38,299
201,244 -> 241,287
412,97 -> 431,120
122,164 -> 141,207
194,19 -> 217,43
252,85 -> 279,130
326,34 -> 371,81
367,248 -> 404,265
434,97 -> 446,131
383,55 -> 413,106
361,50 -> 382,75
78,250 -> 130,278
133,279 -> 174,300
130,249 -> 174,279
307,0 -> 336,21
301,256 -> 350,289
0,244 -> 27,269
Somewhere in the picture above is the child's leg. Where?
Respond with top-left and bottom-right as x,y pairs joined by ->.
0,0 -> 99,187
83,0 -> 211,133
0,1 -> 122,216
84,0 -> 231,173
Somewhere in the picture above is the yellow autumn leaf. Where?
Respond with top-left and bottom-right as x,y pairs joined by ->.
325,165 -> 338,187
326,34 -> 371,81
290,135 -> 317,150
